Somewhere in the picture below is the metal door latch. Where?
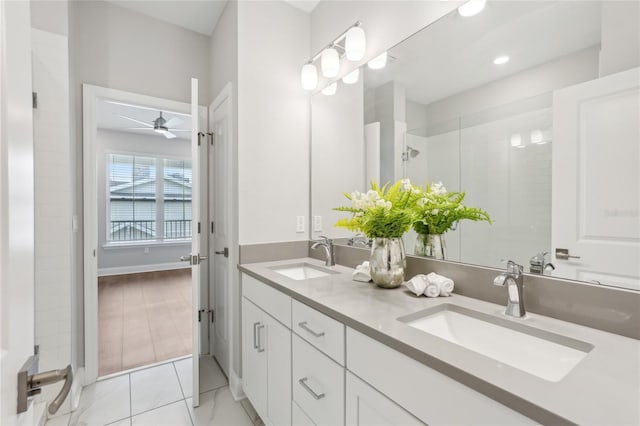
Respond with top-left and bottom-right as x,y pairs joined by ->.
18,355 -> 73,415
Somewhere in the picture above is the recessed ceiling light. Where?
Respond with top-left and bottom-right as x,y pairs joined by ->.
458,0 -> 486,17
493,55 -> 510,65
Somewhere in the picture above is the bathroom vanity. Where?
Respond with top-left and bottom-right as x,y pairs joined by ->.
239,258 -> 640,426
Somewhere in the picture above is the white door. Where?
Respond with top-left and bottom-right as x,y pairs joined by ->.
0,0 -> 37,423
208,91 -> 231,376
189,78 -> 202,407
552,67 -> 640,290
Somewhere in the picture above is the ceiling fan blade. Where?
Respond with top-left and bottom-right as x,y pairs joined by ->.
168,129 -> 191,132
117,115 -> 153,127
164,131 -> 177,139
164,117 -> 183,128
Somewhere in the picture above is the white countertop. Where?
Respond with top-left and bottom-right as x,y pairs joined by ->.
239,257 -> 640,426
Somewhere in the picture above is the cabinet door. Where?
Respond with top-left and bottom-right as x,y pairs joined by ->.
346,372 -> 424,426
242,297 -> 267,418
265,315 -> 292,426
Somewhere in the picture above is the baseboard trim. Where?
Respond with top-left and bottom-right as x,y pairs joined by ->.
98,262 -> 188,277
229,371 -> 245,401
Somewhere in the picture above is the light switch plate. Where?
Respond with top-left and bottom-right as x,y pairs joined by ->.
313,215 -> 322,232
296,216 -> 305,233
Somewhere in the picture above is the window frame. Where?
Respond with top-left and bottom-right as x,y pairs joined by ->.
103,150 -> 193,246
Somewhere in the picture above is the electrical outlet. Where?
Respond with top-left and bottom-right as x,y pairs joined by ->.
296,216 -> 305,233
313,215 -> 322,232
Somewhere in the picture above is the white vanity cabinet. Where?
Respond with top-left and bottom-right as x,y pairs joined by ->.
241,274 -> 292,426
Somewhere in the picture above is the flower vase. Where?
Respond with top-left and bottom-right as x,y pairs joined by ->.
369,237 -> 406,288
415,234 -> 446,260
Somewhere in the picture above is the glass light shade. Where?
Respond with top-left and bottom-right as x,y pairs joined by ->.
510,133 -> 522,147
345,27 -> 366,61
321,48 -> 340,78
342,69 -> 360,85
458,0 -> 486,17
493,55 -> 510,65
367,52 -> 387,70
321,82 -> 337,96
530,129 -> 544,144
301,63 -> 318,91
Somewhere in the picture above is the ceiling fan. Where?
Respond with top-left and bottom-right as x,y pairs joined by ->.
118,111 -> 190,139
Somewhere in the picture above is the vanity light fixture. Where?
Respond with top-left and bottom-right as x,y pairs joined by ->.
510,133 -> 524,148
458,0 -> 487,17
530,129 -> 544,144
342,68 -> 360,84
301,63 -> 318,91
321,82 -> 337,96
493,55 -> 510,65
367,51 -> 388,70
300,21 -> 365,91
321,47 -> 340,78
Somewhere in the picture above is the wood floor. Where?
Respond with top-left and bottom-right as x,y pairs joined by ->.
98,269 -> 192,377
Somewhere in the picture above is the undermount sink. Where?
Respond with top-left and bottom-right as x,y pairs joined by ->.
270,262 -> 339,281
398,304 -> 593,382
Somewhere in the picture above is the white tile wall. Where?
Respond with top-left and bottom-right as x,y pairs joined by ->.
32,28 -> 73,416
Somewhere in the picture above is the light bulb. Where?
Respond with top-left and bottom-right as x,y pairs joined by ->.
342,69 -> 360,84
458,0 -> 486,17
493,55 -> 510,65
321,48 -> 340,78
300,63 -> 318,91
367,52 -> 387,70
321,82 -> 337,96
530,129 -> 544,144
345,26 -> 366,61
510,133 -> 522,148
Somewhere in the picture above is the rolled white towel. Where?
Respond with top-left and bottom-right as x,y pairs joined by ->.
424,281 -> 441,298
427,272 -> 454,297
352,261 -> 372,282
403,274 -> 428,296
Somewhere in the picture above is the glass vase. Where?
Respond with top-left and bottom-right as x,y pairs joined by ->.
414,233 -> 446,260
369,237 -> 406,289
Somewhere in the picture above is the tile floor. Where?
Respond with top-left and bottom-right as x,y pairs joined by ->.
46,356 -> 260,426
98,269 -> 192,376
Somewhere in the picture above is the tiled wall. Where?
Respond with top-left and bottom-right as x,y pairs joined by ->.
32,28 -> 73,416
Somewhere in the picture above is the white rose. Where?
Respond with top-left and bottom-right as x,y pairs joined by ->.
431,182 -> 447,195
375,199 -> 388,208
400,178 -> 411,191
385,201 -> 392,210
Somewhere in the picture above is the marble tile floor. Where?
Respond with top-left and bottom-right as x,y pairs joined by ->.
46,356 -> 261,426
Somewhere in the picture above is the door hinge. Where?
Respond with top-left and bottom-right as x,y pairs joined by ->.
197,132 -> 205,146
32,92 -> 38,109
197,222 -> 201,234
211,221 -> 215,234
208,132 -> 214,146
197,309 -> 205,322
209,309 -> 215,323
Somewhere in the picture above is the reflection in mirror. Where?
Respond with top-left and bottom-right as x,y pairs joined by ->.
310,1 -> 640,291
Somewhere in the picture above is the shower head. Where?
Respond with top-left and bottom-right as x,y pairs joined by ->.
402,145 -> 420,161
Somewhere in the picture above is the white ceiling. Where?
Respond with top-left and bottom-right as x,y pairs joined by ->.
106,0 -> 320,35
106,0 -> 228,35
364,1 -> 602,105
96,98 -> 192,140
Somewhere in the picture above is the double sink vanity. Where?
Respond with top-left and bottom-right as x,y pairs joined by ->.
238,256 -> 639,426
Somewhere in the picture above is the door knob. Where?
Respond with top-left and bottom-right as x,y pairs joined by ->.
555,248 -> 581,260
179,254 -> 207,265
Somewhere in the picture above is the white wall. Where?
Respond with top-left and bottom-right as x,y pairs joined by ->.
237,1 -> 310,244
599,1 -> 640,77
311,79 -> 364,239
96,129 -> 191,274
31,28 -> 74,416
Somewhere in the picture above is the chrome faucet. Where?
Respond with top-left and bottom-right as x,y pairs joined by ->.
493,260 -> 526,318
348,233 -> 371,248
529,251 -> 555,275
311,236 -> 335,266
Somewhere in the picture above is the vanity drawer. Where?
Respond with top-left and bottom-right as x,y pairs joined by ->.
242,273 -> 291,328
292,334 -> 344,426
292,299 -> 345,365
292,401 -> 315,426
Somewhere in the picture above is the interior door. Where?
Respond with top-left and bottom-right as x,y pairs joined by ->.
189,78 -> 202,407
208,93 -> 230,376
552,67 -> 640,290
0,0 -> 36,422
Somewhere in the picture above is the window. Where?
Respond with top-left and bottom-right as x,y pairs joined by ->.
107,154 -> 192,242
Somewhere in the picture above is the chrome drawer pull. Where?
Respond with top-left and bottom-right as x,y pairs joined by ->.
253,322 -> 259,349
298,377 -> 325,400
256,324 -> 265,353
298,321 -> 325,337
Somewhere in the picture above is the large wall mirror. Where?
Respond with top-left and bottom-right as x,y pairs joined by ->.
311,0 -> 640,291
